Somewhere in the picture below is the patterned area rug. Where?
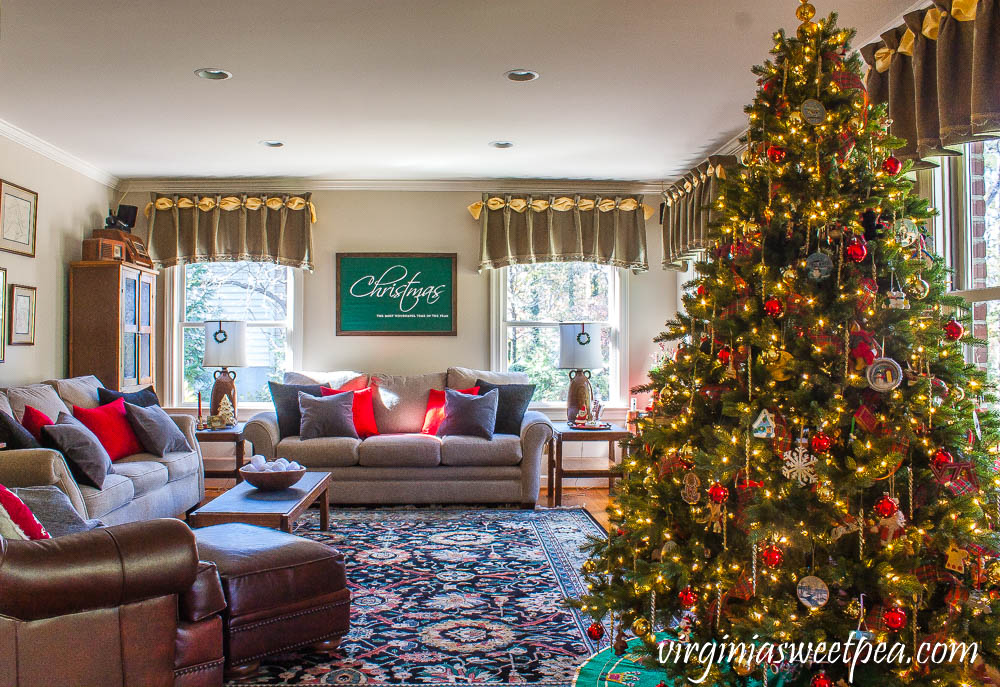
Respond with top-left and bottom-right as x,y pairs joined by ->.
229,507 -> 606,686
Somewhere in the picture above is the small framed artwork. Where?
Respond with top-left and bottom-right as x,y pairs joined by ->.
8,284 -> 36,346
0,180 -> 38,258
0,267 -> 5,361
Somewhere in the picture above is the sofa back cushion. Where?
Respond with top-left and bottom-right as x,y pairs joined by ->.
446,366 -> 529,390
3,384 -> 70,423
45,376 -> 103,410
370,372 -> 446,434
98,385 -> 160,408
284,370 -> 368,390
0,392 -> 13,418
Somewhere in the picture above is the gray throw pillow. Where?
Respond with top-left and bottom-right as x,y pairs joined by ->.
298,391 -> 359,440
437,388 -> 499,440
40,413 -> 112,489
124,402 -> 192,456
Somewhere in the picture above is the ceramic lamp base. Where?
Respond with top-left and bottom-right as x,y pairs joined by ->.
566,369 -> 594,423
210,368 -> 237,418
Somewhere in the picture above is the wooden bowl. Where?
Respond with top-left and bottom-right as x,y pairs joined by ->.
239,466 -> 306,491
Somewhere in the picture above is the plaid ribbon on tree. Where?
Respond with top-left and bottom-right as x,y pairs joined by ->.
857,277 -> 878,314
915,563 -> 957,585
719,297 -> 749,319
808,327 -> 843,353
853,404 -> 880,433
786,292 -> 808,316
966,542 -> 998,559
772,410 -> 793,454
945,585 -> 970,609
831,68 -> 866,94
729,568 -> 755,601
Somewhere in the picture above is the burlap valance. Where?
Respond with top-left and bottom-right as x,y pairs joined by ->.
145,192 -> 315,271
661,156 -> 738,270
862,0 -> 999,161
471,194 -> 651,272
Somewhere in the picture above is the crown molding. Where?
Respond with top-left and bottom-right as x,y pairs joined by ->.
116,176 -> 671,195
0,118 -> 119,189
715,131 -> 747,157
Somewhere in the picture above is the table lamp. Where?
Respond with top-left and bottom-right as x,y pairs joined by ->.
558,322 -> 603,423
203,320 -> 247,419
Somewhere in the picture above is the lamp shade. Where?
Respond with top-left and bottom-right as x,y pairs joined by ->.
202,321 -> 247,368
558,322 -> 604,370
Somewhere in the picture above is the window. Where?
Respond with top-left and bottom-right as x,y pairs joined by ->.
492,262 -> 626,406
174,262 -> 296,406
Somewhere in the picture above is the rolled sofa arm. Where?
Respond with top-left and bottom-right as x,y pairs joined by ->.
245,411 -> 280,459
519,411 -> 554,507
169,413 -> 205,497
0,518 -> 198,621
0,448 -> 87,519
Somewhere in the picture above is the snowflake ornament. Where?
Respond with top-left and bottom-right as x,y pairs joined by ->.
781,442 -> 818,486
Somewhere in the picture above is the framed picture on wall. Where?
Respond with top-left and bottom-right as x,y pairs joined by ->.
0,267 -> 5,362
0,180 -> 38,258
9,284 -> 36,346
336,253 -> 457,336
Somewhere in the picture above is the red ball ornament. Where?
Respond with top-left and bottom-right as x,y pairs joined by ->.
708,482 -> 730,504
764,297 -> 785,318
616,527 -> 627,537
678,586 -> 699,608
874,493 -> 899,519
883,606 -> 907,631
810,672 -> 834,687
845,235 -> 868,262
882,156 -> 902,175
932,448 -> 954,470
943,318 -> 965,341
810,431 -> 832,453
767,145 -> 787,164
696,284 -> 706,297
718,346 -> 732,365
760,544 -> 784,569
587,622 -> 605,641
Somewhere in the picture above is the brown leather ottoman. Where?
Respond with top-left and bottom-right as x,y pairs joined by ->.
193,523 -> 351,677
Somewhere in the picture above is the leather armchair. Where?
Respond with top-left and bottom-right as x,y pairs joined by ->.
0,518 -> 226,687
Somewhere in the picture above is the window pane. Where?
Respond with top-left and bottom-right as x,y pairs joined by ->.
506,325 -> 610,403
981,140 -> 1000,288
506,263 -> 610,322
184,262 -> 289,322
182,326 -> 288,404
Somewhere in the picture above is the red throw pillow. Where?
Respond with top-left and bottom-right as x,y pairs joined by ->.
20,405 -> 53,441
321,386 -> 379,439
0,483 -> 50,540
421,386 -> 479,435
73,398 -> 145,461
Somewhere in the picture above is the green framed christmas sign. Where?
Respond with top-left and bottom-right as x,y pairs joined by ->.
336,253 -> 457,336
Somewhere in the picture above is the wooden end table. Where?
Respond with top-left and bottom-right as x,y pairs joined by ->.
188,471 -> 331,533
195,422 -> 247,481
548,422 -> 632,507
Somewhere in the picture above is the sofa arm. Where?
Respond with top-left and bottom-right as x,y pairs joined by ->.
519,411 -> 553,507
245,411 -> 280,458
169,413 -> 205,497
0,518 -> 198,621
0,448 -> 88,519
179,561 -> 226,623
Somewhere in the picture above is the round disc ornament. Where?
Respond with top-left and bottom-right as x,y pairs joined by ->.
796,575 -> 830,609
867,357 -> 903,392
894,218 -> 919,247
806,252 -> 834,281
800,98 -> 827,125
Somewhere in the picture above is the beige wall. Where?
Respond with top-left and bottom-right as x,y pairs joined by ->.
0,137 -> 112,386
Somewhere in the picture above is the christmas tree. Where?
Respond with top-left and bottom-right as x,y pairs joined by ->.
574,3 -> 1000,686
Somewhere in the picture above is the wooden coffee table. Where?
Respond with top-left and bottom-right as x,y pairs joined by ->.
189,471 -> 331,533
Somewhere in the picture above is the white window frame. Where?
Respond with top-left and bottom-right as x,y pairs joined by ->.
489,264 -> 629,409
161,263 -> 303,409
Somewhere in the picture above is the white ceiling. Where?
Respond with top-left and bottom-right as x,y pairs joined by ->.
0,0 -> 917,185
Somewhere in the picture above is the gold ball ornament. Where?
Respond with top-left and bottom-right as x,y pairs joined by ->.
816,483 -> 835,502
733,658 -> 754,676
986,560 -> 1000,586
796,2 -> 816,22
632,618 -> 652,637
767,350 -> 796,382
845,599 -> 862,619
782,268 -> 797,284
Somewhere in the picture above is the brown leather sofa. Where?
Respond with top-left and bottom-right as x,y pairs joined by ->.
0,519 -> 226,687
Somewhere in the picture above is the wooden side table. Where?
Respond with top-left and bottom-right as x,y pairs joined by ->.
196,422 -> 248,481
548,422 -> 632,507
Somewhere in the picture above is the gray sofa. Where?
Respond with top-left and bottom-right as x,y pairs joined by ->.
244,367 -> 553,507
0,376 -> 204,525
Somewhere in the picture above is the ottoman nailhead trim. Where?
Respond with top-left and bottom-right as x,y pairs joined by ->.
175,658 -> 225,676
230,629 -> 349,665
231,598 -> 351,634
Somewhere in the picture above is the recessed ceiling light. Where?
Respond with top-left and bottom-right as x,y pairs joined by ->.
505,69 -> 539,82
490,141 -> 514,149
194,67 -> 232,80
258,140 -> 284,148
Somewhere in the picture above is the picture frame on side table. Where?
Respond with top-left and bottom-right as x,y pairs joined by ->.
0,267 -> 5,361
8,284 -> 36,346
0,181 -> 38,258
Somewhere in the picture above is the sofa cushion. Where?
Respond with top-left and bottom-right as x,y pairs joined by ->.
0,483 -> 50,540
268,381 -> 326,439
4,384 -> 70,423
322,386 -> 378,438
110,460 -> 169,498
440,434 -> 523,467
40,412 -> 112,490
358,433 -> 441,467
276,436 -> 361,467
284,370 -> 368,390
98,385 -> 160,408
20,405 -> 53,440
446,366 -> 529,390
117,450 -> 200,483
0,409 -> 41,449
78,472 -> 135,519
0,392 -> 11,418
421,386 -> 478,435
123,402 -> 192,456
298,390 -> 358,439
476,379 -> 537,435
438,388 -> 498,440
10,486 -> 100,537
370,372 -> 446,434
45,375 -> 103,410
73,398 -> 145,462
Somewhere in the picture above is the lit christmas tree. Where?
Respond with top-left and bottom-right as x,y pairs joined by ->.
574,3 -> 1000,685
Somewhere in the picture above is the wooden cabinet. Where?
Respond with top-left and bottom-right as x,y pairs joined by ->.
69,261 -> 157,392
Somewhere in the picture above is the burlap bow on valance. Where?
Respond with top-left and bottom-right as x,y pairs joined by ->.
862,0 -> 999,160
145,192 -> 316,270
661,156 -> 738,270
469,194 -> 652,272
